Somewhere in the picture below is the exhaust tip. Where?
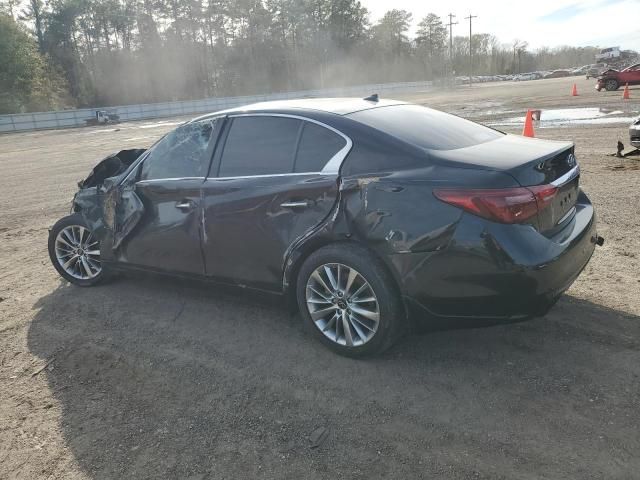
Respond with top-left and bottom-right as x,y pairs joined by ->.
592,235 -> 605,246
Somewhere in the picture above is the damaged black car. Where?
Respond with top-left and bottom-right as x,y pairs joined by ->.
48,98 -> 601,356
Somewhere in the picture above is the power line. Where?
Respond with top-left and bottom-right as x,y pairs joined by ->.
465,13 -> 478,87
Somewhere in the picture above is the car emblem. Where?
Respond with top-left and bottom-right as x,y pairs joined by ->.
567,153 -> 576,167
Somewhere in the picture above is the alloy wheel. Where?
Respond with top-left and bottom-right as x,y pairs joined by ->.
305,263 -> 380,347
54,225 -> 101,280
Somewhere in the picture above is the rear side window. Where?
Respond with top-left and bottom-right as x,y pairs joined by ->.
295,122 -> 346,173
348,104 -> 502,151
140,119 -> 217,180
219,116 -> 301,177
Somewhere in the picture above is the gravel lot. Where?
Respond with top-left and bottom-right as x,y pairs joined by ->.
1,77 -> 639,479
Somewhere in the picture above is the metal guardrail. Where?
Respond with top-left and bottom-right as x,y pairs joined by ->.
0,81 -> 432,133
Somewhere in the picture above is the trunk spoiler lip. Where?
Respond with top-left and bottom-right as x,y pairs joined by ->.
425,134 -> 574,172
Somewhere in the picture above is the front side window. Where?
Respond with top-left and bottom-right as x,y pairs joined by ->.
140,119 -> 217,181
294,122 -> 346,173
218,116 -> 301,177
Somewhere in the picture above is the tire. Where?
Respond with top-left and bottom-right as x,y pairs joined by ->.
48,213 -> 107,287
296,243 -> 405,357
605,79 -> 619,91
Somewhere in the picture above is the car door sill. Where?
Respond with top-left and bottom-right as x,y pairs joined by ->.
102,261 -> 284,295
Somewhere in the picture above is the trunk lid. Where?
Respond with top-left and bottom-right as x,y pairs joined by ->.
431,134 -> 579,234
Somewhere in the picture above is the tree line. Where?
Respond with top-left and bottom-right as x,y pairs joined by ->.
0,0 -> 602,114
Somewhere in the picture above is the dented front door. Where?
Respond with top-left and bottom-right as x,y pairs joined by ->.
100,118 -> 218,274
116,178 -> 205,274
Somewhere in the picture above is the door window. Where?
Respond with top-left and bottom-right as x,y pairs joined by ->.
218,116 -> 301,177
294,122 -> 346,173
140,119 -> 217,181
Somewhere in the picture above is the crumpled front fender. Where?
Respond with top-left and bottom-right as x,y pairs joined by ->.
73,171 -> 144,251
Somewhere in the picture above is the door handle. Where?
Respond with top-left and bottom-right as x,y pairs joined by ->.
175,200 -> 195,210
280,201 -> 310,209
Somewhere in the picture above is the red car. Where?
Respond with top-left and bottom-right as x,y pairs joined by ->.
596,63 -> 640,91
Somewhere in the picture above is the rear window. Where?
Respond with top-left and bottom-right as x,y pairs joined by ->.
348,104 -> 503,151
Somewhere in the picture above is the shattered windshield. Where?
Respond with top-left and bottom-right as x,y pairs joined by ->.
140,119 -> 217,180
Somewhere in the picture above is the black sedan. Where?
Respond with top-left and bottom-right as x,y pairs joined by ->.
48,97 -> 601,356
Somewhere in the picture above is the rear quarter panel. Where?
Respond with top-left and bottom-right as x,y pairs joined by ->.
327,165 -> 521,297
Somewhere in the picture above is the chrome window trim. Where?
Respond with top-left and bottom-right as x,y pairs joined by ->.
136,177 -> 206,184
207,172 -> 335,181
123,113 -> 353,184
551,165 -> 580,187
226,113 -> 353,175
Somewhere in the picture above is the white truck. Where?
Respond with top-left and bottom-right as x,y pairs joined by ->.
596,47 -> 621,61
84,110 -> 120,126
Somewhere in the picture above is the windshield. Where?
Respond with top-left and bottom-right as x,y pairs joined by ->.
348,104 -> 503,151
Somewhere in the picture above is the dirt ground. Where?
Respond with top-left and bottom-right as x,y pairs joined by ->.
1,76 -> 639,479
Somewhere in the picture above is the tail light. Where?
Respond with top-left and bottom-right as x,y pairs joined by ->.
433,185 -> 558,224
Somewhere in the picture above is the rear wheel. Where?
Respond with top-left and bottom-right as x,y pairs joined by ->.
296,243 -> 405,357
48,214 -> 106,286
605,79 -> 619,91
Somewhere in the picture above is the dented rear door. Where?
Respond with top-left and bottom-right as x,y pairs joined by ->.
201,115 -> 347,291
202,174 -> 339,290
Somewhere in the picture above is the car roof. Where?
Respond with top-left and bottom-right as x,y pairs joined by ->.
192,97 -> 407,121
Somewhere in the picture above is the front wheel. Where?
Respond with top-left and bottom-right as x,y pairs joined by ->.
296,244 -> 405,357
605,79 -> 619,91
48,214 -> 106,286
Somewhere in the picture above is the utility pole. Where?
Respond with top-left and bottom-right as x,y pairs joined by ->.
446,13 -> 457,85
465,13 -> 477,87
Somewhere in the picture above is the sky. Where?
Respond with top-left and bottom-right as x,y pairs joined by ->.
362,0 -> 640,52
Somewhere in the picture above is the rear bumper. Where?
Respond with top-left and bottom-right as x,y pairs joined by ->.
393,190 -> 598,320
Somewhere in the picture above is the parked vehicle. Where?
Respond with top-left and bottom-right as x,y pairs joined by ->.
514,73 -> 537,81
595,63 -> 640,91
48,97 -> 601,356
544,70 -> 573,79
572,65 -> 590,75
586,63 -> 608,79
630,117 -> 640,149
85,110 -> 120,126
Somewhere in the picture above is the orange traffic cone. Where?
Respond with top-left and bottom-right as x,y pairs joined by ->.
623,83 -> 630,100
571,84 -> 578,96
522,109 -> 535,138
